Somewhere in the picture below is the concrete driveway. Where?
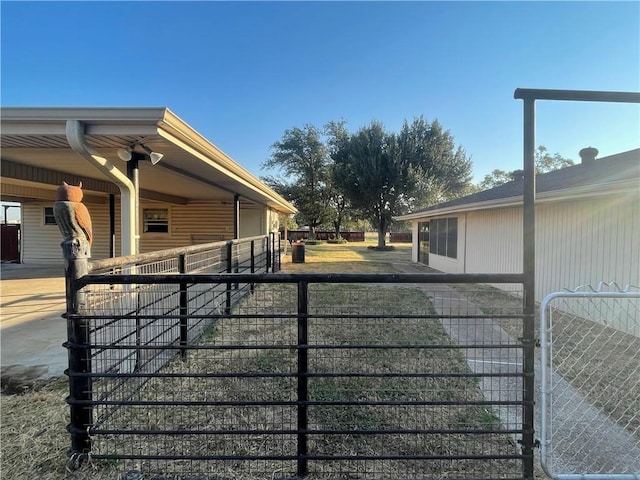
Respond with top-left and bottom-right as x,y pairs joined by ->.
1,263 -> 68,381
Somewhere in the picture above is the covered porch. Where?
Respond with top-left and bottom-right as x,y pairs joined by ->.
0,107 -> 296,264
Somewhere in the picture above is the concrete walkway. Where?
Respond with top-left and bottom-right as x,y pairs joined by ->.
392,261 -> 640,478
1,263 -> 68,382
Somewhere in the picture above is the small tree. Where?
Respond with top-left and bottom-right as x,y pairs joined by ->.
478,146 -> 574,190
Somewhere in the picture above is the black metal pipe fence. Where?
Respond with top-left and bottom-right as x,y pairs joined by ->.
65,266 -> 533,479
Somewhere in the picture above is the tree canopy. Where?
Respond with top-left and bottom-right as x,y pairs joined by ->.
261,125 -> 332,238
263,117 -> 472,248
478,146 -> 574,190
329,117 -> 472,248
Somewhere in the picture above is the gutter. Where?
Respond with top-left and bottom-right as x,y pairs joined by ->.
66,120 -> 137,256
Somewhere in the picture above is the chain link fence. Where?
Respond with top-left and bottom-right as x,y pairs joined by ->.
540,284 -> 640,479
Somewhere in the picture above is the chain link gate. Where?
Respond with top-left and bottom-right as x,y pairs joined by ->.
540,284 -> 640,480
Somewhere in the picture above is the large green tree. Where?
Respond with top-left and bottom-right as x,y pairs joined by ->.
330,118 -> 471,248
262,125 -> 332,239
398,117 -> 472,210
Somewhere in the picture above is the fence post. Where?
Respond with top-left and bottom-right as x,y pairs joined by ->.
277,233 -> 281,272
225,241 -> 232,315
62,239 -> 93,463
266,234 -> 272,273
179,254 -> 188,361
271,232 -> 276,273
250,240 -> 255,292
297,281 -> 309,478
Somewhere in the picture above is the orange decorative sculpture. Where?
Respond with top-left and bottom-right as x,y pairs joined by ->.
54,181 -> 93,258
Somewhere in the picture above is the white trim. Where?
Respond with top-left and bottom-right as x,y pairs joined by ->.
395,178 -> 638,221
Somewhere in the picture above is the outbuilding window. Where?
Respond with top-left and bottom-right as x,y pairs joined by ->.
429,217 -> 457,259
143,208 -> 169,233
44,207 -> 57,225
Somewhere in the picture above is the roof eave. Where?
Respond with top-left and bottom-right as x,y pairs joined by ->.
395,179 -> 639,221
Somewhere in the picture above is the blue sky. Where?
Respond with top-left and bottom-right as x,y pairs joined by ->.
1,1 -> 639,213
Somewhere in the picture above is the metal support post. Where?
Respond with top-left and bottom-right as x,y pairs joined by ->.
179,254 -> 188,360
62,240 -> 93,461
521,96 -> 536,479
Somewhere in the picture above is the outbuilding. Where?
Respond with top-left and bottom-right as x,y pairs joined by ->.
395,147 -> 640,302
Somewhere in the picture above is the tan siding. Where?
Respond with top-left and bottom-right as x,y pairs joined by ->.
21,204 -> 62,264
106,199 -> 265,256
21,200 -> 111,264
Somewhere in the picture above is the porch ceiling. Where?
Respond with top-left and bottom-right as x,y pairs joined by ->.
0,107 -> 296,214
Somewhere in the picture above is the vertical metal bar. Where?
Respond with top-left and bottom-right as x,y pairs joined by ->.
109,194 -> 115,258
250,240 -> 255,292
225,241 -> 232,315
297,281 -> 309,478
65,256 -> 93,457
179,253 -> 188,361
271,232 -> 276,273
277,233 -> 281,272
266,234 -> 272,274
522,96 -> 536,479
233,194 -> 240,240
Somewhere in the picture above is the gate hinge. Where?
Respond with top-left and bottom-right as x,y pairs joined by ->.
518,337 -> 539,347
517,439 -> 541,449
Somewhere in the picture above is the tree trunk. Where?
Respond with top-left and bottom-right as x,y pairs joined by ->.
377,228 -> 386,248
309,225 -> 316,240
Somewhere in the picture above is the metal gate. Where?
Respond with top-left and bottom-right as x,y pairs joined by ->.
540,284 -> 640,480
66,271 -> 532,479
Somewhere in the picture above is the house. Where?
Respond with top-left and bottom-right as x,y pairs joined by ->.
395,147 -> 640,304
0,107 -> 297,264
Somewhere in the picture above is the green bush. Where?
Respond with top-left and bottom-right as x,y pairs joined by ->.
327,237 -> 348,244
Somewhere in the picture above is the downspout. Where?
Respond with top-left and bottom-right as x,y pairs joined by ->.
66,120 -> 137,256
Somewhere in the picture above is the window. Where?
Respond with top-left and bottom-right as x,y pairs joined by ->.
418,221 -> 430,264
143,208 -> 169,233
429,217 -> 458,259
44,207 -> 57,225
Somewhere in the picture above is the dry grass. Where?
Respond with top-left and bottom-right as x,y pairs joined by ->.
450,282 -> 640,439
87,280 -> 518,479
1,242 -> 525,479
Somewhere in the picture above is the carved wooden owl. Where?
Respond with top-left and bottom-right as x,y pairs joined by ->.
53,181 -> 93,246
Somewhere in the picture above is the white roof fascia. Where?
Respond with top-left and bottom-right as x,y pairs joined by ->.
157,109 -> 297,214
0,107 -> 297,214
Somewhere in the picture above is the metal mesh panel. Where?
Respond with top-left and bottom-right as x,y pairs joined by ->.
540,287 -> 640,479
70,276 -> 528,479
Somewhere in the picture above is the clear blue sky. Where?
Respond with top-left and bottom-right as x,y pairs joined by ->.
2,1 -> 639,214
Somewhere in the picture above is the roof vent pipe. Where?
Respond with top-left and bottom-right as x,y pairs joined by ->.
579,147 -> 598,166
65,120 -> 137,256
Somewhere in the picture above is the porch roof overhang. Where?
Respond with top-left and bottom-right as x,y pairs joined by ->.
0,107 -> 296,214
